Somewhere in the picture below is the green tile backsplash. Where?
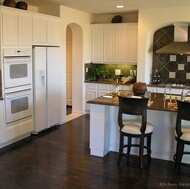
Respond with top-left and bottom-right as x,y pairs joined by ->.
85,63 -> 137,81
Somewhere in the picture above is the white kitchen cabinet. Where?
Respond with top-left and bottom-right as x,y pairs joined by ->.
0,100 -> 5,144
103,26 -> 115,62
115,25 -> 128,63
86,90 -> 97,111
2,10 -> 32,46
47,18 -> 60,45
85,83 -> 113,111
18,15 -> 32,46
91,23 -> 137,64
2,12 -> 18,46
126,24 -> 138,64
32,16 -> 47,45
6,118 -> 33,142
85,83 -> 133,112
85,83 -> 98,111
98,84 -> 112,96
91,27 -> 104,62
32,15 -> 60,46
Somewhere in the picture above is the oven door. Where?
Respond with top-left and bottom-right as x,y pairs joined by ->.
5,89 -> 32,124
3,56 -> 32,90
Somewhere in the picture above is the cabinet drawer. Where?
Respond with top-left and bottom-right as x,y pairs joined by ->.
85,83 -> 98,90
98,84 -> 112,91
6,118 -> 33,142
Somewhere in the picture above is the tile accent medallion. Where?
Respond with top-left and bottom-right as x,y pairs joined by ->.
153,25 -> 190,85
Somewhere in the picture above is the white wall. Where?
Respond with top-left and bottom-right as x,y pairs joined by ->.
137,7 -> 190,83
92,12 -> 138,24
60,6 -> 92,121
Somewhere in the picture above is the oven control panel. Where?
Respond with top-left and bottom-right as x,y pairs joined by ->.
3,48 -> 32,57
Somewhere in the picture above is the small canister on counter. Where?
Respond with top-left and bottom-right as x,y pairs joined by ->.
132,82 -> 147,96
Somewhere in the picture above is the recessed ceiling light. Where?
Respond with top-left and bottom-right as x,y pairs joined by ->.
116,5 -> 124,8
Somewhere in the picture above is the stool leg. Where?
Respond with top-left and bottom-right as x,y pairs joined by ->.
117,133 -> 124,165
127,137 -> 132,155
147,136 -> 152,161
139,136 -> 144,169
175,141 -> 184,165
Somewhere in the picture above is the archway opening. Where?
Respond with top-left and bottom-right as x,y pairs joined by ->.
66,23 -> 83,119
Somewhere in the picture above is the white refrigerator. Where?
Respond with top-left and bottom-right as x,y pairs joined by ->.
33,47 -> 61,133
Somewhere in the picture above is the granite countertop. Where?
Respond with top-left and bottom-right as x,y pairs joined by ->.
84,80 -> 134,86
87,91 -> 180,112
85,80 -> 189,89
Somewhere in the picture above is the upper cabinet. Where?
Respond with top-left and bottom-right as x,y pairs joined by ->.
32,15 -> 60,46
0,6 -> 60,47
126,24 -> 138,64
91,23 -> 138,64
91,26 -> 103,62
2,9 -> 32,46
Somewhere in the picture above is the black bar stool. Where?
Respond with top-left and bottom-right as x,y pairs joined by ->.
173,100 -> 190,167
117,95 -> 153,169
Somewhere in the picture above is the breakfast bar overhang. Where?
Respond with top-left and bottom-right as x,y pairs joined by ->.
88,92 -> 190,163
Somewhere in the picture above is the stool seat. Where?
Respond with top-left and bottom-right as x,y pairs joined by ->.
122,121 -> 153,135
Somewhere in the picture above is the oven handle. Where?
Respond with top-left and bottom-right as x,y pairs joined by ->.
5,89 -> 32,99
4,57 -> 31,64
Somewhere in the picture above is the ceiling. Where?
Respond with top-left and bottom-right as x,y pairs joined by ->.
24,0 -> 190,14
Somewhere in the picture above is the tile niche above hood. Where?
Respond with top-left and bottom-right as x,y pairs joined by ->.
156,23 -> 190,55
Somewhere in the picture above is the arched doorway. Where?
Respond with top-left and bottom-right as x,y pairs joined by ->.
66,23 -> 83,119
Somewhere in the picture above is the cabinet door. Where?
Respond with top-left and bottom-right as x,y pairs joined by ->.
85,83 -> 98,111
85,90 -> 97,111
115,25 -> 127,63
2,12 -> 18,46
19,15 -> 32,46
126,24 -> 138,64
91,27 -> 104,62
0,101 -> 5,144
103,27 -> 115,62
32,17 -> 47,45
47,19 -> 60,45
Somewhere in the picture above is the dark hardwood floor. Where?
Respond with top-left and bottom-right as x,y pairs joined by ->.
0,114 -> 189,189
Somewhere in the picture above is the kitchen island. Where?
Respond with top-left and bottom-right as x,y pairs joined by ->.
87,91 -> 190,163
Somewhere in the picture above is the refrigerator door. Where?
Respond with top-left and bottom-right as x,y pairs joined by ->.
47,47 -> 61,127
33,47 -> 47,132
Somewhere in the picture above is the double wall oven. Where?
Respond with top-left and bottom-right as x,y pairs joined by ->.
3,48 -> 33,140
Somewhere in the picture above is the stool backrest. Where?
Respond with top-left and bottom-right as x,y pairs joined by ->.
176,100 -> 190,137
118,95 -> 149,133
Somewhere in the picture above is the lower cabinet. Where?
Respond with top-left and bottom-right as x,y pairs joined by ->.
0,101 -> 6,144
6,118 -> 33,142
85,83 -> 131,112
0,100 -> 33,147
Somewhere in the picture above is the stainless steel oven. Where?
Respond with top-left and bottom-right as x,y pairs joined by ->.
4,89 -> 32,124
3,48 -> 32,93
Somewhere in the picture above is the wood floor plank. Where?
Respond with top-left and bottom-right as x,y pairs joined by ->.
0,114 -> 189,189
